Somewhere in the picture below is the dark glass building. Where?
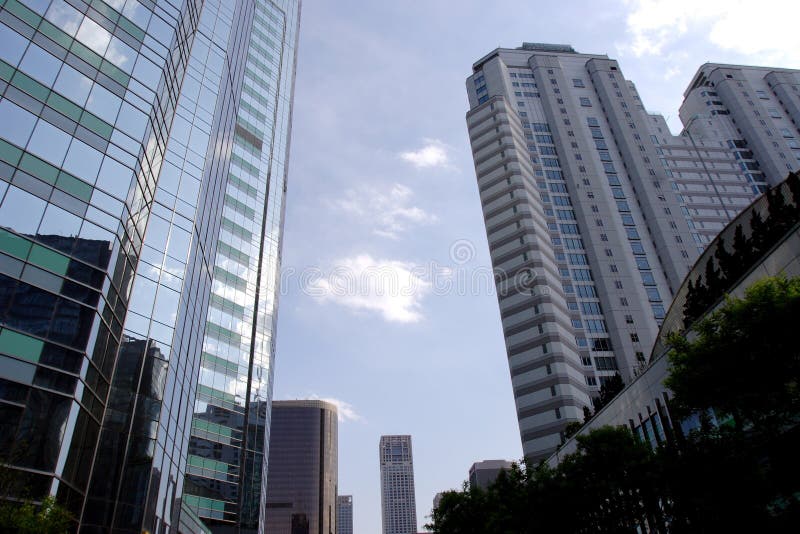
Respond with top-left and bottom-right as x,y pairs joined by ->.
264,400 -> 338,534
0,0 -> 300,532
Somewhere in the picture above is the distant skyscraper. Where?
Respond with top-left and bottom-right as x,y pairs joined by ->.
468,460 -> 514,490
336,495 -> 353,534
680,64 -> 800,187
264,400 -> 338,534
432,492 -> 444,514
465,43 -> 781,462
379,435 -> 417,534
0,0 -> 300,531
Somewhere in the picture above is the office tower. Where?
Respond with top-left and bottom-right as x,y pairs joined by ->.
379,435 -> 417,534
0,1 -> 299,532
680,64 -> 800,187
264,400 -> 339,534
464,42 -> 784,462
468,460 -> 513,490
336,495 -> 353,534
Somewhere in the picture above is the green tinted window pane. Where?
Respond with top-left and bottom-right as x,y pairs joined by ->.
0,60 -> 14,82
0,139 -> 23,166
212,266 -> 248,291
227,173 -> 258,198
230,154 -> 259,177
201,351 -> 240,377
116,17 -> 145,43
5,0 -> 41,28
0,328 -> 44,363
70,41 -> 102,69
0,229 -> 32,259
192,418 -> 233,438
47,92 -> 82,121
216,241 -> 249,266
80,112 -> 113,139
204,321 -> 242,345
39,20 -> 74,49
99,60 -> 130,87
19,153 -> 58,184
210,293 -> 246,317
56,172 -> 93,201
220,217 -> 253,241
29,244 -> 69,275
90,0 -> 119,23
11,71 -> 50,101
223,194 -> 255,219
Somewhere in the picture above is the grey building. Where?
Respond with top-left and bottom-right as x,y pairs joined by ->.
464,43 -> 786,462
0,0 -> 299,532
336,495 -> 353,534
549,174 -> 800,462
680,64 -> 800,187
468,460 -> 513,490
264,400 -> 338,534
379,435 -> 417,534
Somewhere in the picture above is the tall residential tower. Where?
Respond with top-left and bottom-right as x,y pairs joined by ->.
680,63 -> 800,187
379,435 -> 417,534
464,43 -> 786,462
0,0 -> 300,532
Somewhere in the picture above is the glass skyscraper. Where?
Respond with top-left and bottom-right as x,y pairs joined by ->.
263,400 -> 339,534
0,0 -> 299,532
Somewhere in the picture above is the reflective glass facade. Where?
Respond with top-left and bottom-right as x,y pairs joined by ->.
264,400 -> 339,534
0,0 -> 299,532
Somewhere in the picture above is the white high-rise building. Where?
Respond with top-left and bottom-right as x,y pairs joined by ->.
680,64 -> 800,187
379,435 -> 417,534
337,495 -> 353,534
464,43 -> 788,462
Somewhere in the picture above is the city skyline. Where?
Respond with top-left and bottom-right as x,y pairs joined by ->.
275,1 -> 800,532
0,1 -> 798,533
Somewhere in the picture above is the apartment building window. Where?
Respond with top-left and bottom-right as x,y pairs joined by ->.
573,78 -> 585,88
630,333 -> 640,343
580,97 -> 592,107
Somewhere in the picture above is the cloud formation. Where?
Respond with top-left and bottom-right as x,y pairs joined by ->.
306,254 -> 431,323
621,0 -> 800,66
308,394 -> 364,423
399,138 -> 451,169
332,183 -> 437,239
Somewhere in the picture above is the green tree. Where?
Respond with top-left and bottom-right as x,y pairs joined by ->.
666,275 -> 800,435
0,496 -> 72,534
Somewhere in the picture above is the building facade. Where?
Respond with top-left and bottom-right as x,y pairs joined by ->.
264,400 -> 338,534
0,0 -> 299,532
549,174 -> 800,462
468,459 -> 513,490
680,64 -> 800,187
464,44 -> 786,462
336,495 -> 353,534
379,435 -> 417,534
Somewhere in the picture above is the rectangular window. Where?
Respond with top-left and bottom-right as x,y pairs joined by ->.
580,97 -> 592,107
576,285 -> 598,298
580,301 -> 602,314
573,78 -> 585,88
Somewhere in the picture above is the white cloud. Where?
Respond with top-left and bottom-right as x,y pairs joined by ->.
308,394 -> 364,423
621,0 -> 800,65
305,254 -> 431,323
331,183 -> 437,239
399,138 -> 452,169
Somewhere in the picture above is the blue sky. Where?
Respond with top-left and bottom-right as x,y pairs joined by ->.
273,1 -> 800,531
